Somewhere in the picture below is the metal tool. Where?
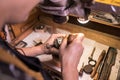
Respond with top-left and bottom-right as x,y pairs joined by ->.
83,47 -> 96,74
93,49 -> 109,80
88,47 -> 97,67
53,34 -> 77,49
33,24 -> 45,32
52,34 -> 77,61
33,40 -> 43,46
79,63 -> 84,76
98,47 -> 117,80
83,64 -> 93,74
53,37 -> 63,49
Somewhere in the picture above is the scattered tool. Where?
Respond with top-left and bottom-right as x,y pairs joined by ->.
93,49 -> 109,80
52,34 -> 77,61
95,47 -> 117,80
33,24 -> 45,32
91,50 -> 106,78
83,64 -> 93,74
33,40 -> 43,46
88,47 -> 97,67
79,63 -> 84,76
99,47 -> 117,80
83,47 -> 96,74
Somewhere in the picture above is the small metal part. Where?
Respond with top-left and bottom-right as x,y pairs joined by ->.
79,63 -> 84,76
83,64 -> 93,74
88,59 -> 96,67
33,24 -> 46,32
52,34 -> 77,61
35,25 -> 45,30
53,37 -> 64,49
53,34 -> 77,49
33,40 -> 43,46
89,47 -> 96,59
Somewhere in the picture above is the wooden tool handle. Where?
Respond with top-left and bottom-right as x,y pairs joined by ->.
93,73 -> 98,80
91,50 -> 106,78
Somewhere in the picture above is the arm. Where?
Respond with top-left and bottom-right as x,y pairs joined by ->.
17,34 -> 65,56
17,44 -> 47,56
60,33 -> 84,80
62,61 -> 79,80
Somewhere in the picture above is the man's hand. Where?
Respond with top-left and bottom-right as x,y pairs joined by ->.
43,34 -> 66,54
60,33 -> 84,80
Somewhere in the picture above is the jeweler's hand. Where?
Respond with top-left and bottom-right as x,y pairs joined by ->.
60,33 -> 84,80
43,34 -> 66,54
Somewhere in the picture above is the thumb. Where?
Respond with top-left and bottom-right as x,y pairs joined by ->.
60,35 -> 68,50
76,33 -> 84,42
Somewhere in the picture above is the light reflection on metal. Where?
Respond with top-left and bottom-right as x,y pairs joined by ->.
77,17 -> 90,24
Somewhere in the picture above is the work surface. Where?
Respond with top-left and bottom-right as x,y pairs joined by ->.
14,25 -> 120,80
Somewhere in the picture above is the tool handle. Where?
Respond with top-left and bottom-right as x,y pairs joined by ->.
105,49 -> 117,80
93,73 -> 99,80
91,50 -> 106,78
99,47 -> 117,80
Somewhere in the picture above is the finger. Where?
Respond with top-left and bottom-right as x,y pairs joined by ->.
57,33 -> 66,37
60,35 -> 68,50
76,33 -> 84,41
69,33 -> 84,41
50,48 -> 59,54
51,34 -> 66,38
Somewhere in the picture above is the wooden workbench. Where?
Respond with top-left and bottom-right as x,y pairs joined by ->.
10,7 -> 120,80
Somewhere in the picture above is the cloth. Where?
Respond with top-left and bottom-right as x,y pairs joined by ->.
39,0 -> 93,19
0,37 -> 52,80
91,2 -> 120,15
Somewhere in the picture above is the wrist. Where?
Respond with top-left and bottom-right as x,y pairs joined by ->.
62,63 -> 78,80
62,61 -> 78,72
61,56 -> 78,69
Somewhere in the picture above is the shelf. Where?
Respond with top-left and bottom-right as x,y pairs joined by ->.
90,16 -> 120,29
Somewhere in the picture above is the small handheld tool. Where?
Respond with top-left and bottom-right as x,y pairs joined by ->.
100,47 -> 117,80
52,34 -> 77,61
53,34 -> 77,49
79,63 -> 84,76
98,47 -> 117,80
88,47 -> 97,67
83,47 -> 96,74
91,50 -> 106,78
83,64 -> 93,74
53,37 -> 63,49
